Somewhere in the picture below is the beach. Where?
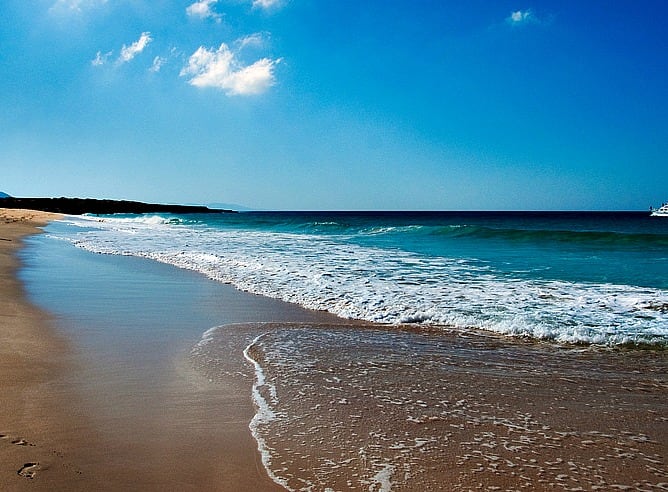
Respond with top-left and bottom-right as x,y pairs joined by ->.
2,209 -> 667,491
1,209 -> 319,490
0,208 -> 82,489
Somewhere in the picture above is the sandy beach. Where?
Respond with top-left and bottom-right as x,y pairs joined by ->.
0,209 -> 289,491
0,208 -> 88,490
2,208 -> 667,491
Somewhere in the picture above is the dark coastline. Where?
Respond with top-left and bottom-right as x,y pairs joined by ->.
0,197 -> 235,215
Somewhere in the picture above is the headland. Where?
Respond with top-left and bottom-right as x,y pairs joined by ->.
0,197 -> 234,215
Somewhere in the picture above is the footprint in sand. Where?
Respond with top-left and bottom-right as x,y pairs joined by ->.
17,463 -> 40,479
11,438 -> 34,446
1,434 -> 36,447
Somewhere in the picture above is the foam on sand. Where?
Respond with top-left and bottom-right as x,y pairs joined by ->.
243,333 -> 292,491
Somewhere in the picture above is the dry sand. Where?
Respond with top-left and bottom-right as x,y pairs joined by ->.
0,209 -> 281,491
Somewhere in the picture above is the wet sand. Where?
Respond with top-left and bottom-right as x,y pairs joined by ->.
1,210 -> 304,490
232,324 -> 668,491
8,213 -> 342,491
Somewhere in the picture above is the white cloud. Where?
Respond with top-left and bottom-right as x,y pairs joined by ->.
237,33 -> 265,50
224,58 -> 278,95
252,0 -> 282,10
91,50 -> 112,66
180,43 -> 279,96
118,32 -> 152,64
149,56 -> 166,73
186,0 -> 222,22
507,9 -> 535,25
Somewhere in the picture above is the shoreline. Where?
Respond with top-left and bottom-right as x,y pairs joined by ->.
0,209 -> 291,490
0,209 -> 90,489
3,208 -> 667,490
228,321 -> 668,490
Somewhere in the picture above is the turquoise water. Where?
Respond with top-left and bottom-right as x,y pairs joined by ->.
49,211 -> 668,346
216,211 -> 668,287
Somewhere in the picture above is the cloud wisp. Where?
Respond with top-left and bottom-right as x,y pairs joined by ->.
91,50 -> 112,66
49,0 -> 107,15
252,0 -> 282,11
186,0 -> 222,22
91,32 -> 153,67
180,41 -> 280,96
236,33 -> 267,50
118,32 -> 153,64
507,9 -> 536,26
149,56 -> 166,73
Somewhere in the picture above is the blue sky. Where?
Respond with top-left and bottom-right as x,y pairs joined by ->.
1,0 -> 666,210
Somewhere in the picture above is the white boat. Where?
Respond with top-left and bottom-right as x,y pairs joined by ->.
650,202 -> 668,217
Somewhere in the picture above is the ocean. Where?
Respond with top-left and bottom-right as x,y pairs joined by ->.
36,211 -> 668,490
49,210 -> 667,347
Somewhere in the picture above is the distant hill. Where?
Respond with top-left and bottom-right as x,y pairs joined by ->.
0,191 -> 10,198
0,197 -> 236,215
208,202 -> 255,212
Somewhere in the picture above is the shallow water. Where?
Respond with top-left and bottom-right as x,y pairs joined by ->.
196,322 -> 668,491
